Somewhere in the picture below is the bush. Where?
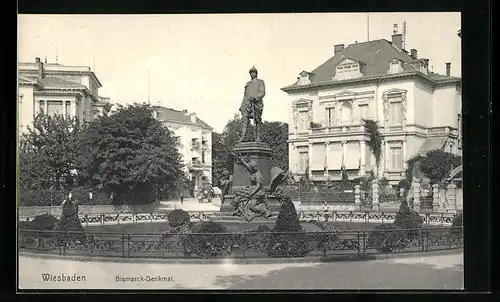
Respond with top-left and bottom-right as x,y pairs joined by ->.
450,212 -> 463,238
161,223 -> 193,256
266,200 -> 310,257
187,221 -> 232,258
240,226 -> 271,254
368,224 -> 407,253
167,209 -> 190,228
393,204 -> 424,240
53,200 -> 86,244
310,221 -> 340,255
19,213 -> 59,238
19,190 -> 66,207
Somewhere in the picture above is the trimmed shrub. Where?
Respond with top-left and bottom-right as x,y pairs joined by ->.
53,200 -> 86,244
187,221 -> 232,258
266,200 -> 310,257
167,209 -> 190,228
368,224 -> 408,253
394,203 -> 424,240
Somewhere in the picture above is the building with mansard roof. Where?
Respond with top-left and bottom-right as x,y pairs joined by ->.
17,57 -> 109,133
281,27 -> 462,184
152,106 -> 213,195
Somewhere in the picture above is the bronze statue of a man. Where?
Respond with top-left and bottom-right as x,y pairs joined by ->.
237,66 -> 265,143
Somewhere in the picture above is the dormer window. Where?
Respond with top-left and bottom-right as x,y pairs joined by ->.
333,58 -> 363,81
297,71 -> 312,86
388,59 -> 403,74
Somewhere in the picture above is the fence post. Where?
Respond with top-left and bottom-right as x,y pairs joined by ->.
127,234 -> 131,258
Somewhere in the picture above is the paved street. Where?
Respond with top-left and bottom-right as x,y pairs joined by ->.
19,252 -> 463,290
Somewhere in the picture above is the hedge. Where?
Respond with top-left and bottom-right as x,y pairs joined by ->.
368,224 -> 408,253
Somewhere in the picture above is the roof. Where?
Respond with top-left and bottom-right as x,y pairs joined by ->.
154,106 -> 213,130
283,39 -> 460,90
417,137 -> 448,156
38,77 -> 87,89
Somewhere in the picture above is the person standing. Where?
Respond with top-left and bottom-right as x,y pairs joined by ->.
180,191 -> 184,204
237,66 -> 266,143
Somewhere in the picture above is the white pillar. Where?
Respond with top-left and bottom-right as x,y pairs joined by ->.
324,142 -> 329,178
372,179 -> 379,210
354,184 -> 361,205
413,179 -> 421,212
308,143 -> 313,179
432,184 -> 440,210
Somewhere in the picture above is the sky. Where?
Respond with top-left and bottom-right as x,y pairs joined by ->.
18,13 -> 461,132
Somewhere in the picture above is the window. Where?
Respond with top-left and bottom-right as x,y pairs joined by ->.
201,151 -> 205,163
39,100 -> 45,113
359,104 -> 369,122
298,111 -> 309,131
299,152 -> 309,173
325,107 -> 336,127
341,102 -> 353,125
458,114 -> 462,149
389,101 -> 402,125
389,145 -> 402,170
46,101 -> 64,116
65,101 -> 71,117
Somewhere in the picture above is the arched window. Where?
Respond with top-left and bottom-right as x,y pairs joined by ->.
341,102 -> 353,125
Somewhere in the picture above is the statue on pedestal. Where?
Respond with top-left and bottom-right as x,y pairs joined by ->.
237,66 -> 265,143
230,152 -> 272,221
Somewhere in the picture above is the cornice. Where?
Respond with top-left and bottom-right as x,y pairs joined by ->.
281,72 -> 459,94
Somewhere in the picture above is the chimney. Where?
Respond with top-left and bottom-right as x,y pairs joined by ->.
190,113 -> 197,123
410,49 -> 418,59
334,44 -> 344,56
35,57 -> 44,79
446,62 -> 451,76
391,33 -> 403,50
182,109 -> 188,114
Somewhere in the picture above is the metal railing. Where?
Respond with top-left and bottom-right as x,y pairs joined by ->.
18,227 -> 463,259
18,211 -> 459,227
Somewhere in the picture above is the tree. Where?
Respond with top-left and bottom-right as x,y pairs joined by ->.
419,149 -> 462,184
363,119 -> 382,177
259,121 -> 289,171
19,114 -> 83,190
77,103 -> 184,205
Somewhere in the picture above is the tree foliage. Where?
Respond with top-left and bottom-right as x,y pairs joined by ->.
363,119 -> 382,173
211,114 -> 289,186
19,114 -> 83,190
419,149 -> 462,183
76,103 -> 184,205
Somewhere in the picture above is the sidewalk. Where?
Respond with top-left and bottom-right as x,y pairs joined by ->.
18,252 -> 463,290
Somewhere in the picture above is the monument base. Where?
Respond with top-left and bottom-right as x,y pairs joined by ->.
220,195 -> 282,213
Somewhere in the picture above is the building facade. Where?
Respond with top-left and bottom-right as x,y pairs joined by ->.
153,106 -> 213,194
282,29 -> 462,184
17,57 -> 108,133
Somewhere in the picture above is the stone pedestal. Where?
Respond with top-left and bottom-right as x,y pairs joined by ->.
432,184 -> 440,209
221,141 -> 280,213
354,185 -> 361,205
372,179 -> 379,211
412,179 -> 421,212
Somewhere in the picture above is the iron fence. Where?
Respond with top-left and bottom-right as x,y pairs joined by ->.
18,211 -> 458,227
18,227 -> 462,259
